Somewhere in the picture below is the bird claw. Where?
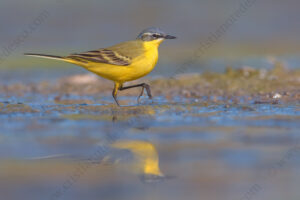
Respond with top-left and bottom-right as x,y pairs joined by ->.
137,87 -> 145,104
137,96 -> 142,104
137,95 -> 153,105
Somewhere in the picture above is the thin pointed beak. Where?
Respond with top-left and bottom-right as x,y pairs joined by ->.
164,35 -> 176,39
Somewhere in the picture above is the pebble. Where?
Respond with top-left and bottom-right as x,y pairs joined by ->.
273,93 -> 282,99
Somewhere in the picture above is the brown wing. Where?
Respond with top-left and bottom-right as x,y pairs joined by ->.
67,49 -> 131,66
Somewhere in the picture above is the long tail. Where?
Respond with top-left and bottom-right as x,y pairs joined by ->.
24,53 -> 88,67
24,53 -> 66,61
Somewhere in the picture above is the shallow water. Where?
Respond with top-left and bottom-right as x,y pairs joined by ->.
1,0 -> 300,198
0,94 -> 299,200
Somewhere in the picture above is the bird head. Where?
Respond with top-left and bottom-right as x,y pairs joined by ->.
137,27 -> 176,44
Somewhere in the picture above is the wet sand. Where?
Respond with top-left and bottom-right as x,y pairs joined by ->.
0,64 -> 299,200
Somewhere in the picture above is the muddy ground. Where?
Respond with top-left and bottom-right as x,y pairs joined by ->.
0,63 -> 299,200
1,62 -> 299,107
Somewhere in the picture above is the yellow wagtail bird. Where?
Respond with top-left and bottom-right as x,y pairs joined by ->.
25,27 -> 176,106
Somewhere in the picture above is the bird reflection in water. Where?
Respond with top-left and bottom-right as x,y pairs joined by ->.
110,140 -> 172,183
27,139 -> 173,183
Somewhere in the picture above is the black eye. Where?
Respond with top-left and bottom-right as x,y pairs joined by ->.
153,34 -> 159,38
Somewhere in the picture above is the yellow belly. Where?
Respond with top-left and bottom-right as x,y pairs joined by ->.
84,42 -> 159,84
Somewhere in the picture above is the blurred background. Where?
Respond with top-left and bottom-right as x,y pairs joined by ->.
1,0 -> 300,81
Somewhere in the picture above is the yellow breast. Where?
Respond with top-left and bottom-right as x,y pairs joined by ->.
85,39 -> 162,83
127,40 -> 160,80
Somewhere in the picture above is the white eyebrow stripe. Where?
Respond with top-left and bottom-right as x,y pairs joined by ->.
143,33 -> 163,37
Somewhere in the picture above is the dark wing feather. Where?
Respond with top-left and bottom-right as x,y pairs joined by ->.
67,49 -> 131,66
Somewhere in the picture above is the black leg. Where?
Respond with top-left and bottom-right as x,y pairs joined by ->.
119,83 -> 152,103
